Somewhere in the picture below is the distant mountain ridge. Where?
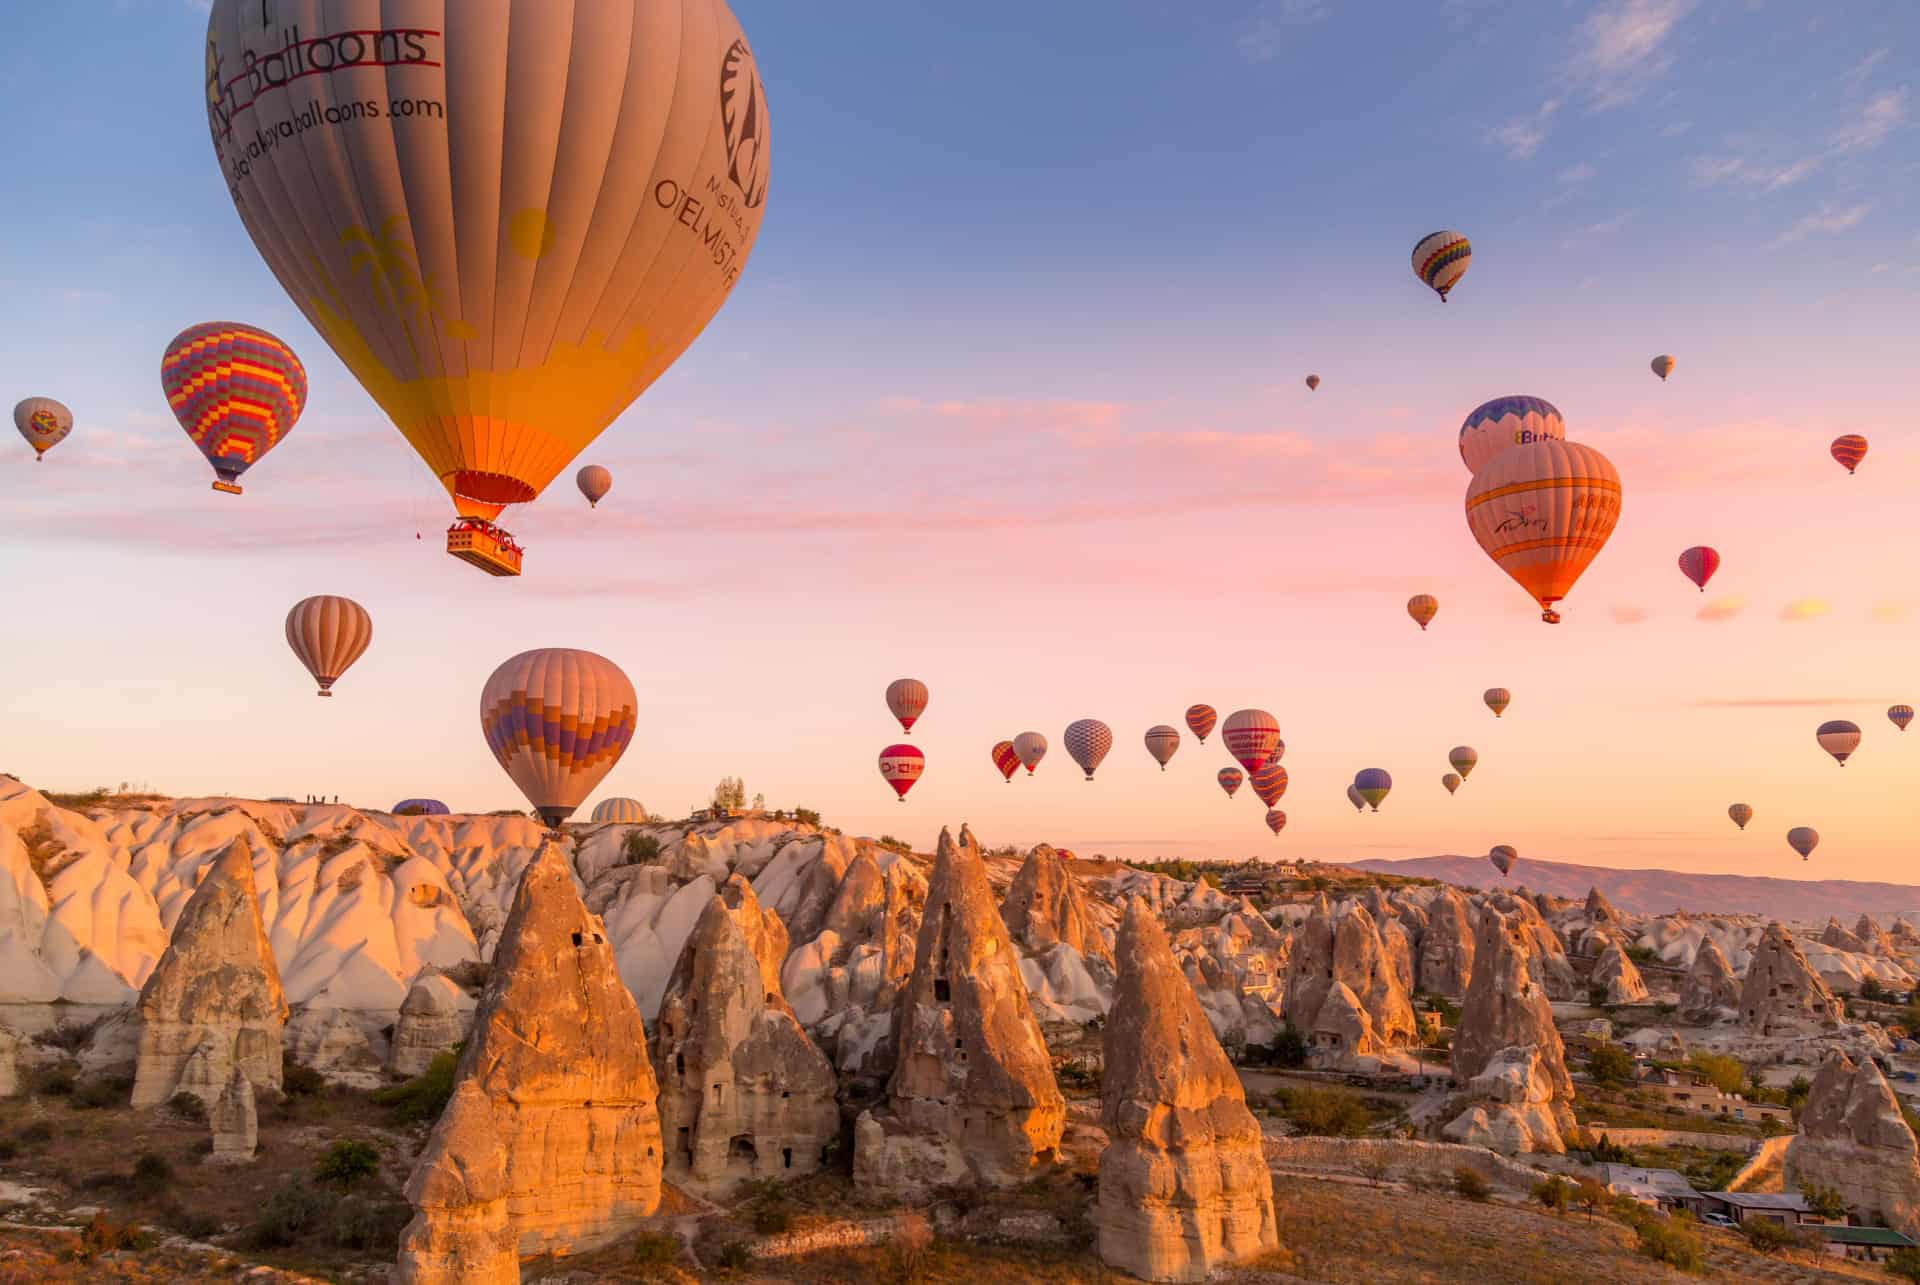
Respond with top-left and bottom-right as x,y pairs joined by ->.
1348,854 -> 1920,923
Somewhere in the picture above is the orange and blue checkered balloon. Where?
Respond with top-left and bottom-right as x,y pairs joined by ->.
161,322 -> 306,488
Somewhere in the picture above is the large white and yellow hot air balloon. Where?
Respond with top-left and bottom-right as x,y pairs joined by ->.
203,0 -> 771,576
480,648 -> 638,828
285,595 -> 372,697
1465,440 -> 1622,623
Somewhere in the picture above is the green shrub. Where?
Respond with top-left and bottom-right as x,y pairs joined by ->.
1634,1214 -> 1703,1270
1800,1181 -> 1848,1220
1688,1053 -> 1746,1095
1531,1175 -> 1569,1212
161,1201 -> 222,1241
1265,1024 -> 1309,1069
1271,1086 -> 1377,1137
1453,1166 -> 1491,1202
131,1152 -> 173,1193
167,1091 -> 207,1122
793,808 -> 821,827
1588,1043 -> 1635,1087
1887,1245 -> 1920,1282
34,1067 -> 76,1097
72,1076 -> 128,1110
372,1049 -> 459,1124
623,831 -> 662,865
1743,1216 -> 1810,1254
282,1062 -> 327,1096
78,1211 -> 147,1258
332,1194 -> 407,1250
314,1138 -> 382,1189
248,1178 -> 334,1248
627,1231 -> 681,1268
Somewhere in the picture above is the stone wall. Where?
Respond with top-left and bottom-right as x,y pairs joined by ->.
1265,1136 -> 1547,1191
748,1215 -> 926,1259
1579,1127 -> 1763,1154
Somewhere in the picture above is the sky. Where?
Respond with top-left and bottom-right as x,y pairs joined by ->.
1,1 -> 1916,879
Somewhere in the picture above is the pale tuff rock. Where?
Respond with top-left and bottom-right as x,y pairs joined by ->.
1741,922 -> 1844,1035
1787,1052 -> 1920,1238
779,849 -> 925,1080
0,1022 -> 20,1096
1446,909 -> 1575,1155
131,838 -> 287,1108
1857,914 -> 1899,958
286,1006 -> 383,1086
1309,982 -> 1378,1056
1485,891 -> 1578,1000
1416,886 -> 1475,998
653,877 -> 839,1195
999,844 -> 1115,974
208,1067 -> 256,1164
1584,887 -> 1617,924
1378,916 -> 1416,1006
389,973 -> 478,1077
1591,941 -> 1650,1005
1097,899 -> 1278,1283
1821,917 -> 1870,955
395,1081 -> 519,1285
442,839 -> 662,1256
1283,900 -> 1415,1063
1680,937 -> 1741,1023
854,826 -> 1064,1193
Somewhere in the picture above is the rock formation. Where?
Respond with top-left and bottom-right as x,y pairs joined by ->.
131,839 -> 287,1107
1097,899 -> 1278,1282
854,825 -> 1064,1193
208,1067 -> 256,1163
1857,914 -> 1898,957
1584,886 -> 1617,924
779,849 -> 924,1079
0,1023 -> 19,1097
407,839 -> 661,1260
390,973 -> 478,1077
1740,922 -> 1844,1035
1416,886 -> 1475,998
653,876 -> 839,1194
1787,1052 -> 1920,1237
1444,908 -> 1576,1155
395,1081 -> 519,1285
1820,917 -> 1869,954
1282,900 -> 1415,1063
1486,891 -> 1578,1000
1679,937 -> 1741,1022
1000,844 -> 1114,973
1591,941 -> 1649,1004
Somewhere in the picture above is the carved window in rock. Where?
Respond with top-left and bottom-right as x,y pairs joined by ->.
713,1083 -> 726,1103
729,1135 -> 757,1164
934,979 -> 951,1002
782,1147 -> 793,1169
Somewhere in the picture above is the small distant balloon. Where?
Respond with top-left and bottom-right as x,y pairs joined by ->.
1651,355 -> 1676,381
1816,719 -> 1861,766
1346,784 -> 1365,813
1489,845 -> 1517,877
1305,374 -> 1320,391
1353,768 -> 1392,811
1484,688 -> 1511,718
1831,435 -> 1869,475
1185,704 -> 1217,744
1442,773 -> 1461,795
1728,803 -> 1753,831
576,465 -> 612,509
1250,763 -> 1289,807
391,798 -> 449,817
1449,746 -> 1478,779
1144,725 -> 1181,771
13,397 -> 73,460
878,744 -> 925,801
885,679 -> 928,733
991,740 -> 1020,783
1222,709 -> 1282,773
1014,732 -> 1048,775
1407,594 -> 1439,631
1412,230 -> 1471,302
1064,719 -> 1113,780
1678,546 -> 1720,592
285,595 -> 373,697
1888,705 -> 1913,732
1217,767 -> 1244,799
1265,809 -> 1287,836
1787,826 -> 1819,860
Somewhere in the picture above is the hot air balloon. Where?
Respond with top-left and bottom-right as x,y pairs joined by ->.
576,465 -> 612,509
1353,768 -> 1392,811
1728,803 -> 1753,831
1817,719 -> 1861,766
1250,763 -> 1289,807
1412,230 -> 1471,301
1217,767 -> 1244,799
1832,435 -> 1869,475
1442,773 -> 1461,795
1014,732 -> 1048,775
1265,809 -> 1287,835
1185,705 -> 1217,744
1457,396 -> 1564,475
480,648 -> 638,828
878,744 -> 924,802
1678,546 -> 1720,592
203,0 -> 772,573
991,740 -> 1020,783
886,679 -> 929,733
1466,441 -> 1622,624
1346,784 -> 1365,813
1787,826 -> 1819,860
1448,746 -> 1478,779
1890,705 -> 1914,733
1064,719 -> 1113,781
1305,375 -> 1320,391
391,798 -> 449,816
1484,688 -> 1511,718
591,797 -> 649,823
1651,355 -> 1676,381
1488,845 -> 1517,877
285,596 -> 372,697
161,322 -> 307,494
1407,594 -> 1439,631
1144,725 -> 1181,771
1222,709 -> 1282,773
13,397 -> 72,460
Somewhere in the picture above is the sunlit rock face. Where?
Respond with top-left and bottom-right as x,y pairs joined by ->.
1741,922 -> 1844,1036
1787,1051 -> 1920,1238
1444,908 -> 1575,1155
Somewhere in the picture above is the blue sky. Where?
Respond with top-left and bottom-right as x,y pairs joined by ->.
1,2 -> 1916,876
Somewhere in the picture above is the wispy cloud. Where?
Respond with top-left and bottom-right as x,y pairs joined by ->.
1233,0 -> 1330,63
1833,87 -> 1909,152
1609,606 -> 1651,625
1780,597 -> 1831,622
1698,597 -> 1744,622
1770,202 -> 1871,249
1570,0 -> 1693,109
1871,603 -> 1911,624
1489,99 -> 1559,159
1691,154 -> 1818,192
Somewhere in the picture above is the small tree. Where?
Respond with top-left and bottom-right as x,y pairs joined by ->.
1689,1052 -> 1745,1095
1269,1023 -> 1309,1069
1532,1175 -> 1570,1214
1588,1043 -> 1635,1087
1886,1245 -> 1920,1283
750,792 -> 764,811
1743,1217 -> 1806,1254
1799,1180 -> 1848,1220
1574,1177 -> 1608,1221
1453,1166 -> 1492,1202
1786,1074 -> 1812,1112
1862,977 -> 1888,1003
712,777 -> 746,810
